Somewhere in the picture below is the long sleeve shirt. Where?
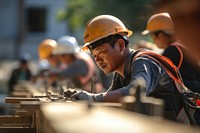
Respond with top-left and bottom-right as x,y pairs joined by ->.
109,49 -> 181,120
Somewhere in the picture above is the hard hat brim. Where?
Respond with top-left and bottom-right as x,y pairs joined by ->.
142,30 -> 150,35
81,30 -> 132,51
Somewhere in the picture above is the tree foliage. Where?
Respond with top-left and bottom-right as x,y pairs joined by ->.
57,0 -> 159,33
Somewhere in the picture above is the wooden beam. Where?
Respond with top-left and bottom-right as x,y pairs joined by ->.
0,127 -> 35,133
11,92 -> 33,97
5,97 -> 39,103
0,115 -> 33,126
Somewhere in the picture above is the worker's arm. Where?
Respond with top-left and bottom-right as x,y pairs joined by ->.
102,57 -> 163,102
72,57 -> 163,102
60,59 -> 88,78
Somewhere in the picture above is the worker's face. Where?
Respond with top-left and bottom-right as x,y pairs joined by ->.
150,33 -> 168,49
21,63 -> 28,70
91,41 -> 122,74
158,0 -> 200,59
58,54 -> 71,64
47,55 -> 59,67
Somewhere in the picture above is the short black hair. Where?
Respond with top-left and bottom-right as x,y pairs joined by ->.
88,34 -> 129,51
152,30 -> 172,37
20,59 -> 28,64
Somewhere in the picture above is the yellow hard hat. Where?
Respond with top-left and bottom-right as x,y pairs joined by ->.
81,15 -> 132,51
38,39 -> 57,60
142,12 -> 174,35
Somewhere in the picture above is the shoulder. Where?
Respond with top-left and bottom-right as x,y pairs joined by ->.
164,45 -> 180,54
74,59 -> 87,66
131,50 -> 165,72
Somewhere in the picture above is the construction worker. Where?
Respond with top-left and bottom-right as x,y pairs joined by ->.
52,35 -> 103,92
38,39 -> 59,68
142,12 -> 200,93
157,0 -> 200,125
158,0 -> 200,59
8,58 -> 32,94
37,39 -> 60,90
69,14 -> 195,123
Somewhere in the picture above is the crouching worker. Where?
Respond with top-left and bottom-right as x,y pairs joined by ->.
69,15 -> 200,124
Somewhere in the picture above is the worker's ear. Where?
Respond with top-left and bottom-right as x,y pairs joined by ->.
117,38 -> 125,52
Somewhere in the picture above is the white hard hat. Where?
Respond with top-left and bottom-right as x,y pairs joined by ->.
53,36 -> 80,55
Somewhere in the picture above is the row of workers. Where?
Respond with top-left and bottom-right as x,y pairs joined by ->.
8,11 -> 200,125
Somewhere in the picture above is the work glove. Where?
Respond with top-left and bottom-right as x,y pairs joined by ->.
63,88 -> 78,99
71,90 -> 106,102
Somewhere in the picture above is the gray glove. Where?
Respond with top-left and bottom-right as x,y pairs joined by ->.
71,90 -> 106,102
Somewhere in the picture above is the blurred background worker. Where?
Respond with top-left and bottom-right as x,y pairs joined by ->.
157,0 -> 200,125
36,39 -> 60,91
53,35 -> 104,93
38,39 -> 59,69
157,0 -> 200,59
142,12 -> 200,93
8,57 -> 32,95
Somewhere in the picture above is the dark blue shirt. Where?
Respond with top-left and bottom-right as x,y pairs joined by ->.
109,49 -> 181,120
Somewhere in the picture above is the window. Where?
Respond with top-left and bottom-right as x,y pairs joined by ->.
27,8 -> 46,32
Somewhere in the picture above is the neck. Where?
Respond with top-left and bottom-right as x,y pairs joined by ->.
115,48 -> 129,78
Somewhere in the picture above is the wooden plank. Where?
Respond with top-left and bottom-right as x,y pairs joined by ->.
20,101 -> 40,111
16,109 -> 35,116
40,102 -> 200,133
0,115 -> 33,126
25,83 -> 47,97
0,127 -> 35,133
5,97 -> 39,103
91,102 -> 122,108
11,91 -> 33,97
14,88 -> 29,92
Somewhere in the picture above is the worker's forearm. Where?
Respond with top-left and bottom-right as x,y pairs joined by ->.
102,90 -> 123,103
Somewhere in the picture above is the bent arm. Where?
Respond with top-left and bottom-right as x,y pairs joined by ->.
102,58 -> 163,102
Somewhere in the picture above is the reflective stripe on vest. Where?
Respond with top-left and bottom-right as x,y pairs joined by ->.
133,50 -> 185,90
132,50 -> 190,123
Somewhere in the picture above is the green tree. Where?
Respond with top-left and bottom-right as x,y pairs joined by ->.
57,0 -> 158,33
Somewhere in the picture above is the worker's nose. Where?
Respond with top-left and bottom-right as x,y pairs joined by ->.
95,54 -> 102,62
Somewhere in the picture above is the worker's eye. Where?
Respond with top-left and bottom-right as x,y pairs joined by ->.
98,51 -> 103,55
92,54 -> 96,58
99,49 -> 107,55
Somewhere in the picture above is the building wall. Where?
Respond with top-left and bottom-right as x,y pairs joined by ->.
0,0 -> 69,93
0,0 -> 18,38
0,0 -> 69,60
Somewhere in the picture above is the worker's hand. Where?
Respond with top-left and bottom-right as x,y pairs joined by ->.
63,88 -> 77,98
71,90 -> 105,102
71,90 -> 95,102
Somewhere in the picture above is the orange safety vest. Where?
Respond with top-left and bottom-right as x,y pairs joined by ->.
133,49 -> 192,124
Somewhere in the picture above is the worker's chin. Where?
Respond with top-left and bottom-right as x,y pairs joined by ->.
101,67 -> 112,74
